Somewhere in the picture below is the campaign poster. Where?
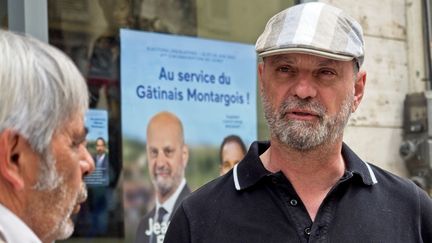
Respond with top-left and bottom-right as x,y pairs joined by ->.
74,109 -> 122,237
120,29 -> 257,241
84,109 -> 110,186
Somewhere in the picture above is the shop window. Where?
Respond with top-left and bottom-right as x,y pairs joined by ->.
48,0 -> 296,241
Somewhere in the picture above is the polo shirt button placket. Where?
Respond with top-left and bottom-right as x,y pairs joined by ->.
304,227 -> 312,237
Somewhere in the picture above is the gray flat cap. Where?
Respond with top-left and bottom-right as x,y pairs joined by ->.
255,2 -> 365,67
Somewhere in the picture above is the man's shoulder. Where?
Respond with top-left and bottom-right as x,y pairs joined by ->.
172,183 -> 192,209
190,172 -> 235,197
180,183 -> 192,196
343,143 -> 423,196
366,162 -> 430,202
139,207 -> 156,222
181,173 -> 236,210
369,162 -> 414,188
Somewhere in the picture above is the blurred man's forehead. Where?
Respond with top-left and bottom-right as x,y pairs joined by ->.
147,124 -> 183,145
148,144 -> 176,150
147,135 -> 182,148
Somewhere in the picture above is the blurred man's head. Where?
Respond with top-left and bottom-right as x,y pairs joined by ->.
0,30 -> 95,242
146,111 -> 188,203
95,137 -> 107,156
219,135 -> 246,175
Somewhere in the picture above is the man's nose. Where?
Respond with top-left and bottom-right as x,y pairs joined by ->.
291,74 -> 317,99
154,153 -> 168,167
80,145 -> 95,176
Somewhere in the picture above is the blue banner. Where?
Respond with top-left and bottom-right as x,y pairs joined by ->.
121,29 -> 257,146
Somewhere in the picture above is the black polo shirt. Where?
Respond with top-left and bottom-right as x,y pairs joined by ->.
164,141 -> 432,243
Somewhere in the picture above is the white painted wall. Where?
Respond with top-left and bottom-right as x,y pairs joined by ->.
321,0 -> 427,177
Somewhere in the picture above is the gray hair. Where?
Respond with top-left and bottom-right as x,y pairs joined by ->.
0,30 -> 89,188
0,30 -> 89,153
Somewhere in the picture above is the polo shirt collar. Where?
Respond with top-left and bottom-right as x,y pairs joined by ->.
233,141 -> 378,191
341,143 -> 378,185
233,141 -> 272,191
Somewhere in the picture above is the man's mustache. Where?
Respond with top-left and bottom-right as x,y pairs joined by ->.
155,167 -> 171,177
279,97 -> 326,120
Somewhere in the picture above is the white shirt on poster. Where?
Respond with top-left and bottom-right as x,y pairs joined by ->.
155,178 -> 186,222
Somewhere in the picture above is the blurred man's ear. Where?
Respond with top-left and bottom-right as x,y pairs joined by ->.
258,62 -> 265,94
0,130 -> 26,190
352,70 -> 367,113
182,144 -> 189,168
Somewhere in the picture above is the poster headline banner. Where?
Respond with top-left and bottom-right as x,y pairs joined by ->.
121,29 -> 257,146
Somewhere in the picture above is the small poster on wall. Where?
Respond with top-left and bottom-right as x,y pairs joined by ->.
120,29 -> 257,242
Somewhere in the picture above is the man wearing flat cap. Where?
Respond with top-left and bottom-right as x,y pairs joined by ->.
164,2 -> 432,243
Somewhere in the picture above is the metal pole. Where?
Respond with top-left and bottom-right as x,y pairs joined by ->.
424,0 -> 432,90
7,0 -> 48,43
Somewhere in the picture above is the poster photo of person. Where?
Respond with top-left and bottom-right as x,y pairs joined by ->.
120,30 -> 257,241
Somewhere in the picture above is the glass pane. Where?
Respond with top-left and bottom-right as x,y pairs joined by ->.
0,0 -> 7,28
48,0 -> 126,240
197,0 -> 294,43
429,0 -> 432,70
47,0 -> 295,241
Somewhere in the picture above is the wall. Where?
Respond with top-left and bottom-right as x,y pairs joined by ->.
321,0 -> 427,177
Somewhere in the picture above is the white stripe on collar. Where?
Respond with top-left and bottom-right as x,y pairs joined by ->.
233,163 -> 241,190
363,161 -> 378,184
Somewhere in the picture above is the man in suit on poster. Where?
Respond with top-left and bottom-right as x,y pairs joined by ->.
94,137 -> 109,179
86,136 -> 110,236
135,111 -> 191,243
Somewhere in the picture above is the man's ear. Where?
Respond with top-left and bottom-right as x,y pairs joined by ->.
182,144 -> 189,168
352,70 -> 367,112
258,62 -> 265,94
0,130 -> 26,190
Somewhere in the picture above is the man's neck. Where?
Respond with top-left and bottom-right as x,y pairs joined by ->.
263,139 -> 344,172
157,190 -> 175,204
0,186 -> 23,220
261,139 -> 346,221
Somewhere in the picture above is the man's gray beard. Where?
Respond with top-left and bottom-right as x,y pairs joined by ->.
153,170 -> 183,198
262,92 -> 354,151
155,179 -> 174,197
50,183 -> 87,240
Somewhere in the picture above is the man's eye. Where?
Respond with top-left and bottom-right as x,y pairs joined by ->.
150,150 -> 158,157
277,66 -> 291,73
164,149 -> 174,157
319,69 -> 336,76
71,141 -> 80,150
